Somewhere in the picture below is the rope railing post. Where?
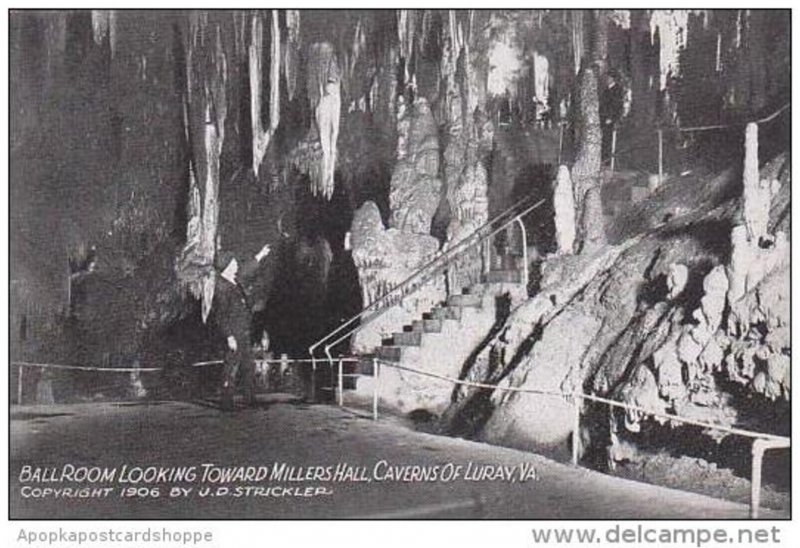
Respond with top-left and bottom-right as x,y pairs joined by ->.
571,391 -> 581,466
17,364 -> 24,406
372,357 -> 380,421
337,358 -> 344,407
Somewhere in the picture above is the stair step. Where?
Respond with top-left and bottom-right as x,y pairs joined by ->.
376,346 -> 402,362
358,356 -> 376,376
447,293 -> 483,308
392,331 -> 423,346
483,269 -> 522,284
412,319 -> 443,333
494,254 -> 523,270
430,306 -> 462,321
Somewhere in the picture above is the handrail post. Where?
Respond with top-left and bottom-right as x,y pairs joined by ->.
310,361 -> 317,403
515,216 -> 528,289
571,391 -> 581,466
482,238 -> 490,275
657,128 -> 663,186
337,358 -> 344,407
750,438 -> 790,519
17,364 -> 23,406
308,346 -> 317,402
751,439 -> 764,519
610,125 -> 617,173
372,357 -> 380,421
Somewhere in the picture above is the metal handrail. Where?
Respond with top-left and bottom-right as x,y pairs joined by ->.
308,195 -> 546,368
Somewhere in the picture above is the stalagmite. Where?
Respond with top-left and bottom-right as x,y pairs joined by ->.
250,10 -> 280,178
742,122 -> 771,242
553,165 -> 576,255
695,265 -> 728,332
580,186 -> 605,253
571,64 -> 602,249
389,98 -> 442,235
447,153 -> 489,289
349,201 -> 444,352
666,263 -> 688,299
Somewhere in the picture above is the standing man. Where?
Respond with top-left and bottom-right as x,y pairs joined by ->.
212,241 -> 272,411
600,70 -> 626,163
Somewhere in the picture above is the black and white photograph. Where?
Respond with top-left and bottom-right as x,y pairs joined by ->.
3,3 -> 794,532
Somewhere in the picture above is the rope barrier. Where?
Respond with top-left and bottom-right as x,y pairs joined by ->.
373,359 -> 789,444
10,361 -> 162,373
676,102 -> 789,133
374,359 -> 566,398
11,356 -> 360,373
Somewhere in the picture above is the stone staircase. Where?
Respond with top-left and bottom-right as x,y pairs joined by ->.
338,264 -> 527,415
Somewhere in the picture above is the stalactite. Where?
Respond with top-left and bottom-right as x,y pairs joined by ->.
341,15 -> 366,103
284,10 -> 300,102
650,10 -> 690,90
250,10 -> 280,177
176,15 -> 228,324
232,11 -> 246,61
91,10 -> 117,58
571,10 -> 584,75
532,51 -> 550,106
305,42 -> 341,200
735,9 -> 743,49
42,12 -> 67,81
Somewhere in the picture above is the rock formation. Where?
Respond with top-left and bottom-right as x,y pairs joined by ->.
443,146 -> 790,460
389,98 -> 442,234
349,202 -> 445,352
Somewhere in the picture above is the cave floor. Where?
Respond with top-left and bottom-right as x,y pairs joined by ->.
9,398 -> 788,520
